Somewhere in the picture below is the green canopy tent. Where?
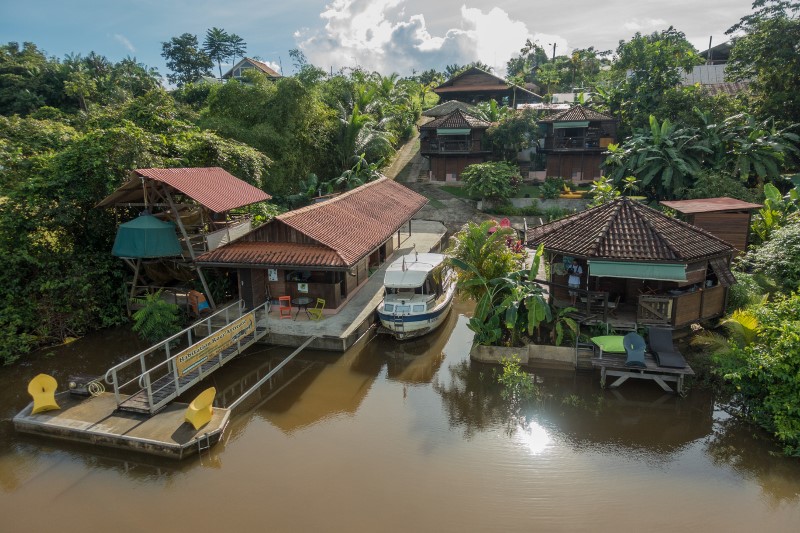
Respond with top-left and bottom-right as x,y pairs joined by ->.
112,215 -> 183,310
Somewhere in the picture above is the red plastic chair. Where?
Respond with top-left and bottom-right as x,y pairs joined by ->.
278,296 -> 292,319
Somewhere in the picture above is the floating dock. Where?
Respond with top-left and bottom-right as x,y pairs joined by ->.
13,391 -> 229,460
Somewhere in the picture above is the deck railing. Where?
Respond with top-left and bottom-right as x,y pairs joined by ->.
104,299 -> 269,414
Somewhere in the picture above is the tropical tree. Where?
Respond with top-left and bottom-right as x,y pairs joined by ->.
746,219 -> 800,291
726,0 -> 800,125
461,162 -> 520,203
447,220 -> 523,301
605,27 -> 703,134
203,27 -> 232,78
604,115 -> 709,199
229,33 -> 247,66
161,33 -> 212,87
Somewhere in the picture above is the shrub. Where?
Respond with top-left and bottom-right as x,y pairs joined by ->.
745,220 -> 800,293
540,177 -> 564,199
131,290 -> 182,344
714,292 -> 800,455
462,161 -> 520,201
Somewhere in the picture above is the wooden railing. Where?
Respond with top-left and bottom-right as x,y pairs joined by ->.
421,139 -> 486,153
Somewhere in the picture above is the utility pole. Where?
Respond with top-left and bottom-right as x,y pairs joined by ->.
552,43 -> 557,61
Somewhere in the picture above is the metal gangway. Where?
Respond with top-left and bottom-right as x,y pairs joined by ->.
105,300 -> 270,416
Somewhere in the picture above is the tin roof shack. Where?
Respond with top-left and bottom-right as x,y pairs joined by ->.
419,109 -> 492,182
196,178 -> 428,311
659,197 -> 762,253
526,198 -> 737,329
98,167 -> 272,310
433,67 -> 541,108
538,105 -> 617,184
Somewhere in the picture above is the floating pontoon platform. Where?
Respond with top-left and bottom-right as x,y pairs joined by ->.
13,391 -> 229,460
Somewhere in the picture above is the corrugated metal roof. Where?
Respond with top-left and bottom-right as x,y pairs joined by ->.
197,242 -> 345,268
97,167 -> 271,212
661,197 -> 762,214
703,82 -> 750,95
420,109 -> 491,130
539,104 -> 614,123
277,178 -> 428,266
526,197 -> 735,262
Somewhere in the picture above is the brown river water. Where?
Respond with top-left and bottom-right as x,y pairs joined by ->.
1,299 -> 799,532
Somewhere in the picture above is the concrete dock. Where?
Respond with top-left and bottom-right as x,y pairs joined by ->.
14,391 -> 230,460
264,219 -> 448,351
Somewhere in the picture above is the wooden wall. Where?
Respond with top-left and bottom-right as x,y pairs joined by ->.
430,155 -> 486,181
545,153 -> 604,183
238,268 -> 268,310
687,212 -> 751,252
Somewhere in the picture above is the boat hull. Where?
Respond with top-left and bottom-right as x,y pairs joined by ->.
377,292 -> 454,340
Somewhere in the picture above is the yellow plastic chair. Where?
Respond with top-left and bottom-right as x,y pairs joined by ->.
308,298 -> 326,321
28,374 -> 60,415
184,387 -> 216,430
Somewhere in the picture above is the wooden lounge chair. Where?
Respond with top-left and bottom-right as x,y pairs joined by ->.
623,332 -> 646,368
185,387 -> 216,430
308,298 -> 325,321
648,327 -> 688,368
28,374 -> 60,415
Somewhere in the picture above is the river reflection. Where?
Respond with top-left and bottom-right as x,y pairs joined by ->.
1,299 -> 799,531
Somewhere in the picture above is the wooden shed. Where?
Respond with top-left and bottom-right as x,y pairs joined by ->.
660,197 -> 762,253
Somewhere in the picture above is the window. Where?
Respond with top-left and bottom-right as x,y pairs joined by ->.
412,304 -> 425,313
396,305 -> 411,313
384,304 -> 394,312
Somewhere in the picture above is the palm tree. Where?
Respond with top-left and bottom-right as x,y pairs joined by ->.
204,27 -> 231,78
229,34 -> 247,66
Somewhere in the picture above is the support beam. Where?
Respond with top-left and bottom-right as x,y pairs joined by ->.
163,187 -> 217,309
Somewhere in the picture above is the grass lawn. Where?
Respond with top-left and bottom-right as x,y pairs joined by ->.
440,185 -> 478,200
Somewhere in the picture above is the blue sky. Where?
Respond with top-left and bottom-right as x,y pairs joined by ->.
2,0 -> 754,78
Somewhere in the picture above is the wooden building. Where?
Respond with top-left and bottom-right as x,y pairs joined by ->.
659,197 -> 762,253
196,178 -> 428,310
538,105 -> 617,184
222,58 -> 282,81
433,67 -> 541,108
419,109 -> 492,181
98,167 -> 272,310
526,197 -> 738,329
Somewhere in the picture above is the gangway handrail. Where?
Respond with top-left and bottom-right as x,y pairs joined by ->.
104,300 -> 244,385
104,299 -> 271,412
228,336 -> 317,411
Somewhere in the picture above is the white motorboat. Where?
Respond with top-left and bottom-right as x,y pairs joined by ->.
376,252 -> 456,340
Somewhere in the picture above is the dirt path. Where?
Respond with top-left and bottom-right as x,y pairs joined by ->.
384,126 -> 492,235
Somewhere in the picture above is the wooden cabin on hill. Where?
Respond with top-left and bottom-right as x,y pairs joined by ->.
222,58 -> 282,81
434,67 -> 541,108
537,104 -> 617,184
419,109 -> 492,181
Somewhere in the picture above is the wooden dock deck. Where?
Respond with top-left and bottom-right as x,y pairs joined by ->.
13,391 -> 229,460
591,353 -> 695,394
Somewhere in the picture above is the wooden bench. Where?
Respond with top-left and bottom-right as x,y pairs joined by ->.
591,353 -> 694,394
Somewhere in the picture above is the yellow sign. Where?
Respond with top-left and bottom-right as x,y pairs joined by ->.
176,312 -> 256,377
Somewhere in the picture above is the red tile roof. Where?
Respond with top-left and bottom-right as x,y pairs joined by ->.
197,242 -> 345,268
660,197 -> 762,214
223,58 -> 281,79
420,109 -> 491,130
97,167 -> 271,212
198,178 -> 427,269
526,197 -> 735,262
539,104 -> 614,123
277,178 -> 428,265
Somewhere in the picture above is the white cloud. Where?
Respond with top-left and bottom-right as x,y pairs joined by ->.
297,1 -> 570,76
113,33 -> 135,53
622,18 -> 668,32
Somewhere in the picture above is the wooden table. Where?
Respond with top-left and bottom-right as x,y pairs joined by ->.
591,353 -> 695,394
